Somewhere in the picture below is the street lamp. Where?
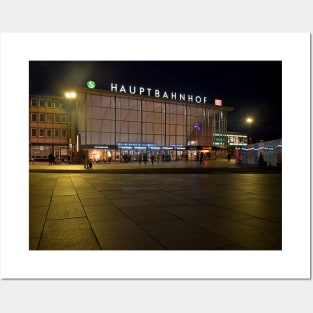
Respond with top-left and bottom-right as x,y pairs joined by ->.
65,91 -> 77,161
246,117 -> 253,144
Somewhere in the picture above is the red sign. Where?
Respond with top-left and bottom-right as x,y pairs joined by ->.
215,99 -> 222,106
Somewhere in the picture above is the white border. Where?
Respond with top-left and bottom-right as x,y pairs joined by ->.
0,33 -> 310,279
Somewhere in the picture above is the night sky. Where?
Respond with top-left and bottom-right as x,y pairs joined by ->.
29,61 -> 282,142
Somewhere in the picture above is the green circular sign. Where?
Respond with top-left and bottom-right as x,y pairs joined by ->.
87,80 -> 96,89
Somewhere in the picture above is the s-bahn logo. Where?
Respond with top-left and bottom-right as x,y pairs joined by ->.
110,82 -> 214,105
87,80 -> 96,89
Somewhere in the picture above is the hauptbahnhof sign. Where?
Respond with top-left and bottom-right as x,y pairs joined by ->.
110,82 -> 210,105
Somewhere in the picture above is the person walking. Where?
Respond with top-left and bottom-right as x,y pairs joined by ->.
150,154 -> 155,165
185,153 -> 188,162
199,152 -> 205,166
143,153 -> 147,165
48,153 -> 54,166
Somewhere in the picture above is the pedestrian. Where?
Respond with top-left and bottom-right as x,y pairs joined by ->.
199,152 -> 204,166
227,153 -> 231,163
150,154 -> 155,165
156,153 -> 160,164
143,153 -> 147,165
48,153 -> 54,166
185,153 -> 188,162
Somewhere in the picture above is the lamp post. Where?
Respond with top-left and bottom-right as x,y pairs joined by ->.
246,117 -> 253,144
65,91 -> 77,162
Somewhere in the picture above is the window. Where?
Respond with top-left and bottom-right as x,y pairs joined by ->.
54,129 -> 59,138
39,129 -> 44,137
54,100 -> 60,109
54,114 -> 60,123
39,113 -> 45,122
61,129 -> 67,138
46,129 -> 52,137
46,114 -> 52,122
47,99 -> 52,108
61,114 -> 68,123
39,99 -> 46,107
31,128 -> 37,137
31,113 -> 37,121
31,98 -> 37,106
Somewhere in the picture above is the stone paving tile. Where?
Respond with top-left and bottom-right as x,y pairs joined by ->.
101,191 -> 134,200
226,198 -> 281,222
119,205 -> 177,225
84,205 -> 127,223
161,205 -> 219,223
236,216 -> 281,234
77,191 -> 106,199
90,219 -> 165,250
140,219 -> 234,250
196,215 -> 282,250
79,197 -> 112,206
47,200 -> 86,220
29,206 -> 48,237
29,237 -> 41,250
39,217 -> 100,250
39,228 -> 100,250
53,188 -> 77,196
51,194 -> 81,203
138,193 -> 186,207
111,198 -> 151,209
29,193 -> 53,207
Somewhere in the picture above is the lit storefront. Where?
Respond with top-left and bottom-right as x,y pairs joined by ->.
235,139 -> 282,166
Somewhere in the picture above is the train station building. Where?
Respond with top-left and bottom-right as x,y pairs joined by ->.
29,84 -> 235,163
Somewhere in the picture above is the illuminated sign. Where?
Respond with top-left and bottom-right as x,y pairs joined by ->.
193,123 -> 200,131
111,83 -> 208,105
94,145 -> 109,149
215,99 -> 222,106
87,80 -> 96,89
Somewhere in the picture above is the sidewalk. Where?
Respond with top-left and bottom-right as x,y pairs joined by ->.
29,159 -> 281,174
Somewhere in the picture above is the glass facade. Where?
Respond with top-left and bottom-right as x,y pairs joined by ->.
77,91 -> 230,150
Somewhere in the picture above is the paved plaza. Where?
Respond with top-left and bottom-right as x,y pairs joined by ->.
29,160 -> 282,250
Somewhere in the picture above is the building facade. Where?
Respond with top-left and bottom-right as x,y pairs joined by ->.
29,87 -> 234,163
29,96 -> 72,162
235,139 -> 282,166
